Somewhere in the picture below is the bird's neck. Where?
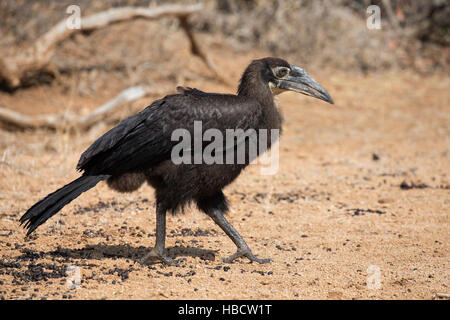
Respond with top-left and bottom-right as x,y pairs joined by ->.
237,69 -> 283,131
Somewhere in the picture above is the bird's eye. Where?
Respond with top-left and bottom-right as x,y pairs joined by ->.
275,67 -> 289,78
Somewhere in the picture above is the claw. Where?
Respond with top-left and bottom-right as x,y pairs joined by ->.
140,247 -> 186,266
223,248 -> 272,264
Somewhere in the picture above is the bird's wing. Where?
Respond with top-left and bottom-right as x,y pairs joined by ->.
176,86 -> 208,95
77,93 -> 262,175
76,98 -> 164,172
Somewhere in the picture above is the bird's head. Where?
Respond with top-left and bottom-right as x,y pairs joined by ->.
239,57 -> 334,104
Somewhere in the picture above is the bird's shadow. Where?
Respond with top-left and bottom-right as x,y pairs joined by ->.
45,244 -> 217,266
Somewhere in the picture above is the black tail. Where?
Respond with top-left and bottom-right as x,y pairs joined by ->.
20,175 -> 109,236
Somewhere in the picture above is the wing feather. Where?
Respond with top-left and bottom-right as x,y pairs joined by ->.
77,92 -> 263,175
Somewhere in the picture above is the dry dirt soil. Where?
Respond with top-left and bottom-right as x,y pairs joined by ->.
0,50 -> 449,300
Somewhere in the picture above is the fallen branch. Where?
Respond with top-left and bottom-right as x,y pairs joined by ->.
0,85 -> 155,130
0,3 -> 205,90
381,0 -> 401,30
178,15 -> 230,85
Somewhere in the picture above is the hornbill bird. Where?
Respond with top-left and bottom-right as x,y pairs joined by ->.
20,57 -> 333,265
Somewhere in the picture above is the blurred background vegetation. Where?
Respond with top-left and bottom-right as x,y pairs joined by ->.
0,0 -> 448,94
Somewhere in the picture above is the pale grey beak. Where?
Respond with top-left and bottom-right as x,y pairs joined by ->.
277,65 -> 334,104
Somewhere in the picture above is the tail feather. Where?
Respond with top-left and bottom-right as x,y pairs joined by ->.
20,175 -> 109,236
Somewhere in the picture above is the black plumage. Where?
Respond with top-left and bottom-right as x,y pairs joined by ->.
19,57 -> 333,264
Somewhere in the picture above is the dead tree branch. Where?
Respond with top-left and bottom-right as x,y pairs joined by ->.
381,0 -> 400,30
178,15 -> 230,85
0,4 -> 205,90
0,85 -> 155,130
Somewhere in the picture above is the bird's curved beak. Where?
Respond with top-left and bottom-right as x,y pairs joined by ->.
278,65 -> 334,104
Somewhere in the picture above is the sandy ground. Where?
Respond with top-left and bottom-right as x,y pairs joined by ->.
0,51 -> 449,300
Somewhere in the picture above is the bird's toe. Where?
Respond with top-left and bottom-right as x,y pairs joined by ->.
223,249 -> 271,264
140,247 -> 186,266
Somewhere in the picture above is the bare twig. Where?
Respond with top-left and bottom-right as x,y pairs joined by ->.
0,4 -> 203,90
0,85 -> 155,130
381,0 -> 400,30
178,15 -> 229,85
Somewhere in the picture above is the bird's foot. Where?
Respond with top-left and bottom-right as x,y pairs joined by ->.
223,248 -> 271,264
141,247 -> 186,266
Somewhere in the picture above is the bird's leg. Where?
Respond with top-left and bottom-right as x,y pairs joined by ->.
207,209 -> 271,264
144,204 -> 185,266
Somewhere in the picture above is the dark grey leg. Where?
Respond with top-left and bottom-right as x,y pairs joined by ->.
207,209 -> 271,264
144,204 -> 185,266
